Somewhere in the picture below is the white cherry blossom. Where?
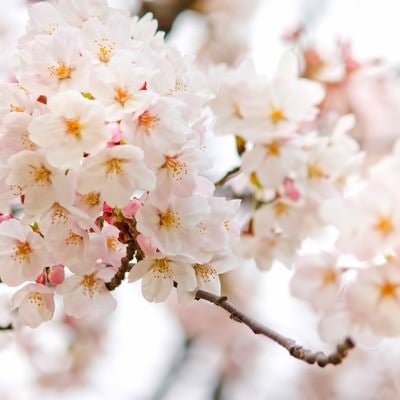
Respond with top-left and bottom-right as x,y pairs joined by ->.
11,283 -> 55,328
77,144 -> 155,207
0,219 -> 49,286
6,150 -> 74,214
128,254 -> 196,302
56,265 -> 116,318
28,90 -> 108,168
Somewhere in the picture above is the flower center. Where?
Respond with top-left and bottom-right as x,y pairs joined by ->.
269,107 -> 285,124
266,141 -> 281,156
138,111 -> 160,134
106,236 -> 118,252
152,258 -> 173,278
163,156 -> 187,179
9,104 -> 24,113
50,62 -> 73,80
13,241 -> 31,263
273,201 -> 290,216
114,86 -> 130,105
307,163 -> 324,180
95,40 -> 114,63
83,191 -> 101,207
64,118 -> 81,138
28,292 -> 45,306
159,209 -> 181,228
374,216 -> 393,235
65,230 -> 84,246
81,273 -> 99,296
193,263 -> 217,282
31,165 -> 52,185
105,158 -> 125,176
322,268 -> 337,285
379,281 -> 399,299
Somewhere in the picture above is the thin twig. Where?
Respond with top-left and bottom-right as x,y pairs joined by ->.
214,166 -> 241,187
195,289 -> 355,367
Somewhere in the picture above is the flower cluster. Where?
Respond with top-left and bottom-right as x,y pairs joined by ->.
209,52 -> 363,271
210,47 -> 400,344
0,0 -> 240,327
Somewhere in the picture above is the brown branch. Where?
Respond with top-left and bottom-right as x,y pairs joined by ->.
195,289 -> 355,367
106,216 -> 145,291
105,241 -> 136,291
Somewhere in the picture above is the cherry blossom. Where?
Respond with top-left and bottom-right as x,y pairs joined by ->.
11,283 -> 55,328
56,265 -> 116,318
128,254 -> 196,302
0,219 -> 49,286
28,90 -> 108,168
77,144 -> 155,207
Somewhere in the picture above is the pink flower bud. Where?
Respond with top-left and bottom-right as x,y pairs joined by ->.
48,265 -> 65,285
283,177 -> 300,201
35,273 -> 46,285
107,122 -> 123,147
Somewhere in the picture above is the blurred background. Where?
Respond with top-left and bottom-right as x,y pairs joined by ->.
2,0 -> 400,399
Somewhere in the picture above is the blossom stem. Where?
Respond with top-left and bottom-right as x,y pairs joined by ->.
214,166 -> 240,187
194,289 -> 355,367
0,323 -> 13,330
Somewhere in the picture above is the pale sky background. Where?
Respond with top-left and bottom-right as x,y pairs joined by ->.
1,0 -> 400,399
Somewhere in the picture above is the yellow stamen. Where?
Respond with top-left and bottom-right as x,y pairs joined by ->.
307,163 -> 324,180
9,104 -> 24,113
107,236 -> 117,252
98,46 -> 111,63
159,209 -> 181,228
50,62 -> 73,80
163,156 -> 187,179
152,258 -> 173,278
105,158 -> 125,175
138,111 -> 160,134
83,192 -> 101,207
374,216 -> 393,235
379,281 -> 398,299
193,263 -> 217,282
64,118 -> 81,138
81,273 -> 99,297
28,292 -> 45,306
322,269 -> 337,285
273,201 -> 289,216
269,107 -> 285,124
13,241 -> 31,263
30,165 -> 52,185
114,86 -> 130,105
266,141 -> 281,156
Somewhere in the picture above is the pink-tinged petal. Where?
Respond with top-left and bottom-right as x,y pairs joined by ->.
0,219 -> 26,241
141,273 -> 173,302
128,259 -> 152,282
18,299 -> 44,328
136,234 -> 157,257
93,291 -> 117,316
174,264 -> 197,292
56,275 -> 81,295
63,287 -> 93,318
